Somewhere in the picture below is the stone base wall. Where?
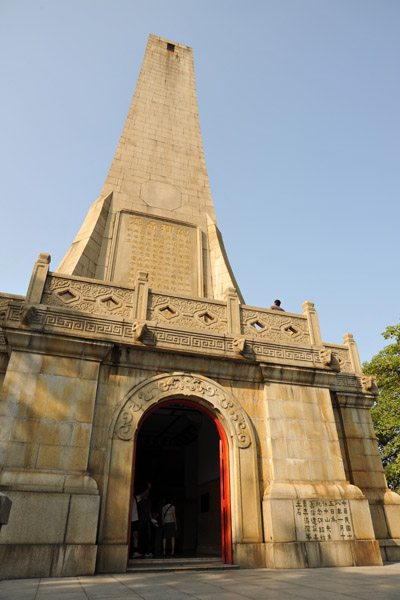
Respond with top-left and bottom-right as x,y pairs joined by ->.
233,539 -> 382,569
0,488 -> 100,579
0,489 -> 100,544
0,544 -> 97,579
367,492 -> 400,541
96,544 -> 129,574
379,540 -> 400,562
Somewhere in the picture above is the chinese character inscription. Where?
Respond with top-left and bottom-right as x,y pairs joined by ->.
110,212 -> 199,295
294,499 -> 354,542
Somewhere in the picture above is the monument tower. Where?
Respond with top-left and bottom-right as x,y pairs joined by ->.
1,35 -> 399,579
57,34 -> 242,302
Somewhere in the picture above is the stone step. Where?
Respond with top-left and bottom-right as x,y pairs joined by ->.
127,556 -> 240,573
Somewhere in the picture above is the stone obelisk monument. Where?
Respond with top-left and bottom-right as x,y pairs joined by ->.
57,35 -> 243,302
0,35 -> 399,579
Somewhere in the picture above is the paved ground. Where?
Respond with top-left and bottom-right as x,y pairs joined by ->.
1,562 -> 400,600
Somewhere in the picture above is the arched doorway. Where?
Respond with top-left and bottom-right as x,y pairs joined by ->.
97,373 -> 262,574
130,399 -> 232,563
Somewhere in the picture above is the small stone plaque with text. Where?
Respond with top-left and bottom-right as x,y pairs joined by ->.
294,499 -> 354,542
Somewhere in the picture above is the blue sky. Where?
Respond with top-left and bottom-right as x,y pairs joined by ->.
1,0 -> 399,363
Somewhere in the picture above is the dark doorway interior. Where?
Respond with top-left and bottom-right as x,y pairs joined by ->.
133,402 -> 221,557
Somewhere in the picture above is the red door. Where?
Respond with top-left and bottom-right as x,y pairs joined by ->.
219,435 -> 232,563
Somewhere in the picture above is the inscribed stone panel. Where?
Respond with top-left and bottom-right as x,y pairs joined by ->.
294,499 -> 354,542
109,211 -> 199,295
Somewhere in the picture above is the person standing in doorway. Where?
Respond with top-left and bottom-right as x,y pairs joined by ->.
138,486 -> 153,557
162,499 -> 177,557
130,482 -> 151,558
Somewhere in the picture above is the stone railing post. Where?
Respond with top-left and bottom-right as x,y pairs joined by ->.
26,253 -> 51,304
133,272 -> 149,320
343,332 -> 363,373
302,300 -> 322,346
225,287 -> 241,335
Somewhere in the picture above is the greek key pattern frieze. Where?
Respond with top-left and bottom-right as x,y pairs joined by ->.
0,297 -> 9,310
115,374 -> 252,448
148,293 -> 227,333
251,343 -> 320,363
6,303 -> 324,368
0,295 -> 23,348
7,305 -> 135,340
156,330 -> 226,352
334,374 -> 360,394
0,295 -> 24,320
42,275 -> 134,318
241,308 -> 311,345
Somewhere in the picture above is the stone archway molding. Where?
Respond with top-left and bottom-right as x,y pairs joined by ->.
96,371 -> 262,573
113,372 -> 253,449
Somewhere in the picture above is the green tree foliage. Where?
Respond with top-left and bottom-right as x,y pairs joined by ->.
363,323 -> 400,493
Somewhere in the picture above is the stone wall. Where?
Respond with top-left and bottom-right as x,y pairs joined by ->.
1,260 -> 399,576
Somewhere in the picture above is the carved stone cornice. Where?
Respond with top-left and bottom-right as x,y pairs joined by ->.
332,373 -> 378,400
19,305 -> 37,327
233,336 -> 246,355
319,348 -> 332,367
260,363 -> 337,387
132,321 -> 148,342
2,303 -> 317,365
361,375 -> 378,394
334,393 -> 375,410
2,300 -> 364,383
3,329 -> 113,361
0,294 -> 25,323
0,328 -> 6,351
323,343 -> 353,373
260,363 -> 377,398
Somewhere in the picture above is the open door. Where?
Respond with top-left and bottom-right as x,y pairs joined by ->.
130,399 -> 232,563
219,436 -> 232,563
